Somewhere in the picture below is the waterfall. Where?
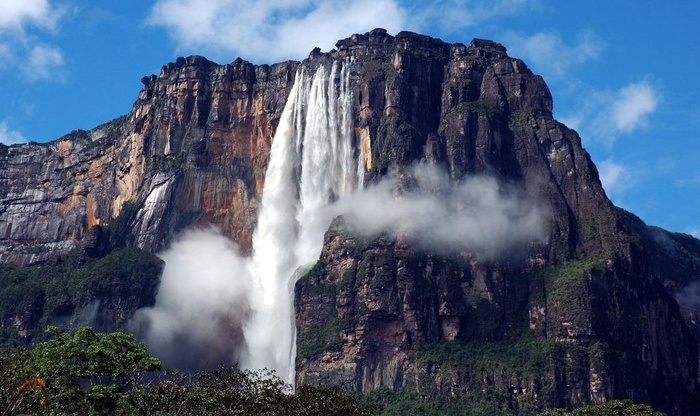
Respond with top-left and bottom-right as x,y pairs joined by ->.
243,58 -> 363,385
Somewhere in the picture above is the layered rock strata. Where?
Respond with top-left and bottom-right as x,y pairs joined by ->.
0,57 -> 298,263
0,28 -> 698,414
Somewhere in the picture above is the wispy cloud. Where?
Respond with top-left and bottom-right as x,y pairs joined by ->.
502,31 -> 605,79
147,0 -> 544,63
561,80 -> 659,145
147,0 -> 406,63
597,159 -> 634,198
674,172 -> 700,188
609,82 -> 658,133
407,0 -> 541,33
0,0 -> 66,82
25,43 -> 65,81
502,31 -> 657,149
0,121 -> 28,145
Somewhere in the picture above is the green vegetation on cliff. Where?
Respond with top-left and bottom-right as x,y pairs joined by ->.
362,337 -> 627,416
540,399 -> 665,416
0,246 -> 163,347
0,326 -> 663,416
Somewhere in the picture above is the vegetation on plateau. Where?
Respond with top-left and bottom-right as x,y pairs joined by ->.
539,400 -> 666,416
360,337 -> 666,416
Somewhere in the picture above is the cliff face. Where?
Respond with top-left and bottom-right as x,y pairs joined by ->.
292,30 -> 699,414
0,56 -> 297,264
0,29 -> 698,414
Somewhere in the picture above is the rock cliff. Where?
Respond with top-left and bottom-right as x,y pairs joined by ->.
0,56 -> 297,264
0,29 -> 698,414
292,30 -> 699,414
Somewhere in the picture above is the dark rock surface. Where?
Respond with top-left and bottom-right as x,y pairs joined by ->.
0,28 -> 698,414
293,30 -> 700,414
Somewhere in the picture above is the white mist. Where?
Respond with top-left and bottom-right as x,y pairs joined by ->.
135,57 -> 547,387
135,59 -> 362,386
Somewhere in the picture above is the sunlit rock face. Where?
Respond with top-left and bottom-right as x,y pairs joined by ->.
0,56 -> 297,263
1,28 -> 699,415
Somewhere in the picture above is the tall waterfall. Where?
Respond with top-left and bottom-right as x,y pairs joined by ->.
243,59 -> 363,385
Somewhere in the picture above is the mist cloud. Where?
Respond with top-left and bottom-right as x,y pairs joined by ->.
332,164 -> 548,257
675,281 -> 700,318
0,121 -> 28,145
132,227 -> 251,370
133,164 -> 548,373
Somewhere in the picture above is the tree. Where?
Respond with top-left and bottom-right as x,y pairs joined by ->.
0,326 -> 377,415
539,399 -> 666,416
6,325 -> 161,415
285,384 -> 379,416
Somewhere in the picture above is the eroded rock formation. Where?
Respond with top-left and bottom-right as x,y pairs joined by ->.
1,29 -> 698,414
0,56 -> 297,264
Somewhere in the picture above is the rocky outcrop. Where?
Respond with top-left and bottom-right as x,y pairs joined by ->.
293,30 -> 700,414
1,28 -> 698,414
0,56 -> 297,264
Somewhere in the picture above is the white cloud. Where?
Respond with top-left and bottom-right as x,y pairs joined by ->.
562,80 -> 659,145
686,227 -> 700,239
0,0 -> 58,31
147,0 -> 406,62
610,81 -> 658,133
0,0 -> 66,82
503,31 -> 604,79
597,159 -> 632,197
0,121 -> 28,145
147,0 -> 545,62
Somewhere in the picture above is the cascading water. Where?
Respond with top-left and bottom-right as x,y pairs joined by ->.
243,58 -> 363,385
135,55 -> 546,388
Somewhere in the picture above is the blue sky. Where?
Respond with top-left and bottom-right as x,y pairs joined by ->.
0,0 -> 698,237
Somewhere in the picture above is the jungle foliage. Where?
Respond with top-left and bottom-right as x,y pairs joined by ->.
0,326 -> 377,416
0,247 -> 163,347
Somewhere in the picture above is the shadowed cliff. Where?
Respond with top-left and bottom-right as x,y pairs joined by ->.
0,29 -> 698,415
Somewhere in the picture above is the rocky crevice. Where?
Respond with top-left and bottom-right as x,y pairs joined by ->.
0,57 -> 298,263
292,30 -> 699,415
0,28 -> 698,414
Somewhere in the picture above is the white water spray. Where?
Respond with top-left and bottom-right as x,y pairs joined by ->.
135,57 -> 547,386
243,58 -> 363,384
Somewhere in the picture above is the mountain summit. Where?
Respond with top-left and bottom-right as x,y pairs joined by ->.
0,29 -> 698,414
